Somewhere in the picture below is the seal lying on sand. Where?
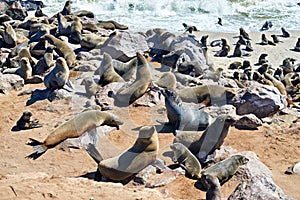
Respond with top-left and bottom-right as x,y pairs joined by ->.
26,110 -> 123,159
86,126 -> 158,181
16,110 -> 42,130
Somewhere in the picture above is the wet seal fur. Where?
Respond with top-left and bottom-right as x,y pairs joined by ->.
170,142 -> 201,178
26,110 -> 123,159
86,126 -> 158,181
200,155 -> 249,200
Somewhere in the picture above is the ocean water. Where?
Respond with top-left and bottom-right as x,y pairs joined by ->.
43,0 -> 299,32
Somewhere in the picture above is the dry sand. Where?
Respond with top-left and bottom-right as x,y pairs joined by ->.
0,29 -> 300,199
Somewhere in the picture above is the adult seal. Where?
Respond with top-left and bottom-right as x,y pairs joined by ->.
44,57 -> 69,90
26,110 -> 123,159
86,126 -> 158,181
160,88 -> 211,134
170,142 -> 202,178
200,155 -> 249,200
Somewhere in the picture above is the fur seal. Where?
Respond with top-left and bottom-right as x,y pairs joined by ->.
285,162 -> 300,175
57,12 -> 71,36
177,85 -> 235,106
261,21 -> 273,30
33,46 -> 54,75
170,142 -> 202,178
60,0 -> 72,15
3,57 -> 32,82
111,57 -> 138,81
86,126 -> 158,181
44,57 -> 69,90
201,35 -> 209,48
217,18 -> 222,26
233,42 -> 250,57
214,39 -> 230,57
160,89 -> 211,133
260,34 -> 268,45
16,110 -> 42,130
191,115 -> 236,162
281,27 -> 290,38
98,53 -> 125,87
80,33 -> 108,49
239,27 -> 250,40
258,53 -> 268,65
26,110 -> 123,159
271,34 -> 280,43
201,155 -> 249,200
182,23 -> 198,33
154,72 -> 177,90
69,16 -> 82,44
237,35 -> 247,45
98,20 -> 128,30
114,52 -> 152,106
3,22 -> 17,47
294,38 -> 300,52
43,34 -> 76,67
245,40 -> 253,52
80,77 -> 101,98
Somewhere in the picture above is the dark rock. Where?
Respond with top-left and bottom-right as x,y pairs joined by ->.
235,114 -> 262,130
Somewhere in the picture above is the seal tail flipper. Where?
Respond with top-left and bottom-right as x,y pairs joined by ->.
85,143 -> 103,164
25,138 -> 48,160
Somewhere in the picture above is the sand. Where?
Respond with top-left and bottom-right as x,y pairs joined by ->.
0,28 -> 300,200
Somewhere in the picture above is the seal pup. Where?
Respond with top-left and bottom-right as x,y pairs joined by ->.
98,53 -> 125,87
245,40 -> 253,52
261,21 -> 272,31
114,52 -> 152,106
43,34 -> 76,67
86,126 -> 158,181
16,110 -> 42,130
44,57 -> 69,90
33,46 -> 54,75
3,57 -> 32,82
160,88 -> 211,134
170,142 -> 202,178
200,155 -> 249,200
188,115 -> 236,162
80,77 -> 101,98
281,27 -> 290,38
239,27 -> 250,40
26,110 -> 123,159
214,39 -> 230,57
285,162 -> 300,175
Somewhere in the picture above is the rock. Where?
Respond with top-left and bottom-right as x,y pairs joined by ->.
235,114 -> 263,130
132,90 -> 162,107
203,105 -> 236,118
231,82 -> 287,118
100,31 -> 148,62
145,170 -> 180,188
146,29 -> 175,57
48,89 -> 72,102
73,61 -> 98,72
0,74 -> 24,92
134,165 -> 157,185
5,2 -> 28,21
228,151 -> 293,200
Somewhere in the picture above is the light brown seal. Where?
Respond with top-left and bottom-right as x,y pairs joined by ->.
26,110 -> 123,159
3,22 -> 17,47
80,77 -> 101,98
69,16 -> 82,44
114,52 -> 152,106
44,57 -> 69,90
177,85 -> 235,106
86,126 -> 158,181
98,52 -> 125,87
200,155 -> 249,200
154,72 -> 177,90
170,142 -> 201,178
3,57 -> 32,81
43,34 -> 76,67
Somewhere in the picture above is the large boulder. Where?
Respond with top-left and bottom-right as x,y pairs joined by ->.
0,74 -> 24,93
228,151 -> 293,200
231,82 -> 287,118
100,31 -> 148,62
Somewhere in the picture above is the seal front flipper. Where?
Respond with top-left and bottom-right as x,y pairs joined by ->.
86,143 -> 103,164
26,138 -> 48,160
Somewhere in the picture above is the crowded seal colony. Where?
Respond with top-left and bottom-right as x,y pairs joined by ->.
0,1 -> 300,199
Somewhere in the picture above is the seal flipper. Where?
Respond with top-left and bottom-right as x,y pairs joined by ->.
25,138 -> 48,160
85,143 -> 103,164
